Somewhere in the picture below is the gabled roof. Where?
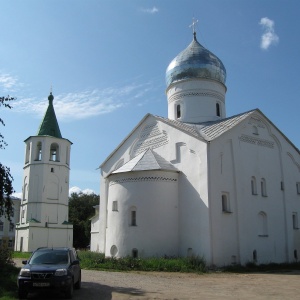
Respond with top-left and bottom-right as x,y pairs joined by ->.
37,93 -> 62,138
112,148 -> 178,174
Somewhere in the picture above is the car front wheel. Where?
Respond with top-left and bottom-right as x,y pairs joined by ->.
74,272 -> 81,290
65,279 -> 74,299
18,289 -> 28,299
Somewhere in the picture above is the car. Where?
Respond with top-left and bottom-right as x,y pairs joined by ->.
17,247 -> 81,299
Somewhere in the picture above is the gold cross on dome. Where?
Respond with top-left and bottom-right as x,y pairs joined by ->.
189,18 -> 198,34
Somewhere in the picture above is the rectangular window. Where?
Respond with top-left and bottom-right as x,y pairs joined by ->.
222,193 -> 231,213
293,213 -> 298,229
131,211 -> 137,226
0,222 -> 3,231
297,182 -> 300,195
112,201 -> 118,211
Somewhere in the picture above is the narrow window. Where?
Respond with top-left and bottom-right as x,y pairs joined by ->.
216,103 -> 220,117
0,222 -> 3,231
253,250 -> 257,262
281,181 -> 284,191
50,143 -> 59,161
51,168 -> 54,173
294,249 -> 298,260
258,212 -> 268,236
25,143 -> 30,163
131,210 -> 137,226
297,182 -> 300,195
222,193 -> 231,213
176,104 -> 181,119
251,176 -> 257,195
261,178 -> 267,197
112,201 -> 118,211
36,141 -> 42,161
293,213 -> 298,229
132,248 -> 138,258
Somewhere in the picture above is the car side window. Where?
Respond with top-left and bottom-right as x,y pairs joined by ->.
69,250 -> 75,262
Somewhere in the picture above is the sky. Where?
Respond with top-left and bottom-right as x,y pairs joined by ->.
1,0 -> 299,197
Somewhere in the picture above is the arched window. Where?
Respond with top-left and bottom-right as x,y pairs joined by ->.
251,176 -> 257,195
258,211 -> 268,236
35,141 -> 42,161
292,212 -> 298,229
261,178 -> 267,197
294,249 -> 298,260
216,103 -> 221,117
176,104 -> 181,119
50,143 -> 59,161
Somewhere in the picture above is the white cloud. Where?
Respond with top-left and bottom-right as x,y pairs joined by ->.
13,81 -> 154,121
259,17 -> 279,50
0,72 -> 19,91
140,6 -> 159,14
69,186 -> 96,196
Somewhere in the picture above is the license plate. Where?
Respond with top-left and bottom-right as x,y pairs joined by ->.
33,282 -> 50,287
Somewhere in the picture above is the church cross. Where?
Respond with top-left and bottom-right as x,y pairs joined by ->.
189,18 -> 199,35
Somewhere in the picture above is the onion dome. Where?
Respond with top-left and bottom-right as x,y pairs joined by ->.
166,32 -> 226,88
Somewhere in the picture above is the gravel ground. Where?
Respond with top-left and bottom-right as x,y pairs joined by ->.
14,259 -> 300,299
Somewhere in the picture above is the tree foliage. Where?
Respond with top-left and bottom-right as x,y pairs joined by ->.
69,193 -> 99,249
0,96 -> 15,219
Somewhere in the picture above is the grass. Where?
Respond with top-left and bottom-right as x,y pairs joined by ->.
77,251 -> 207,273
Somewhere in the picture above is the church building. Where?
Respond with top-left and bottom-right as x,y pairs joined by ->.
15,92 -> 73,252
92,30 -> 300,266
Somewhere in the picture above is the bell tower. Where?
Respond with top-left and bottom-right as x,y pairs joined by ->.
15,92 -> 73,252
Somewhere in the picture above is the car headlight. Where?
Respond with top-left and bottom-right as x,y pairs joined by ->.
55,269 -> 67,276
20,268 -> 31,277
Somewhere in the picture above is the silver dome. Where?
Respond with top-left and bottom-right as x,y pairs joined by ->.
166,34 -> 226,87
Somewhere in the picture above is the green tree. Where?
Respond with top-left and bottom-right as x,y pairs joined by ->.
0,96 -> 15,220
69,192 -> 99,249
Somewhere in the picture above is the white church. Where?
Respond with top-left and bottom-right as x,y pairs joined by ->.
91,29 -> 300,267
15,92 -> 73,252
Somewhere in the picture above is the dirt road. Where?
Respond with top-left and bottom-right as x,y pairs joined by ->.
15,259 -> 300,299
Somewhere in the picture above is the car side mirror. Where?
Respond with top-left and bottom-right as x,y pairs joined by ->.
72,260 -> 80,265
22,260 -> 27,264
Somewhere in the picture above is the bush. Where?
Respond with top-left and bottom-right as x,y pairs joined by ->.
0,248 -> 13,267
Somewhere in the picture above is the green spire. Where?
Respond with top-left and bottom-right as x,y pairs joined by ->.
37,92 -> 62,138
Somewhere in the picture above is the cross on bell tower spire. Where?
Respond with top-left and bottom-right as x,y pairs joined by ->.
189,18 -> 198,40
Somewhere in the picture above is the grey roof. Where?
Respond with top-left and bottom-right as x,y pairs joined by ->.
112,148 -> 178,174
156,110 -> 256,142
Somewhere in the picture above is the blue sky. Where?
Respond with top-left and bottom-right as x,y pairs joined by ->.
1,0 -> 299,196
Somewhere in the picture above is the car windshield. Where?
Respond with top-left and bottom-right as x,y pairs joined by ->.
30,250 -> 69,265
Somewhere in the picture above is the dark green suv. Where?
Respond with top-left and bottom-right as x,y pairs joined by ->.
17,247 -> 81,299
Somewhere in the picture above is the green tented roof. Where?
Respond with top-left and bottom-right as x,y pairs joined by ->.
37,93 -> 62,138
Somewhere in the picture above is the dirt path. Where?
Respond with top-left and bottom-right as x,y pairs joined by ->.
14,259 -> 300,299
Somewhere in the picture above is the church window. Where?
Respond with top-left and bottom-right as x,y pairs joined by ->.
251,176 -> 257,195
253,250 -> 257,262
130,208 -> 137,226
297,182 -> 300,195
294,249 -> 298,260
50,143 -> 60,161
132,248 -> 138,258
216,103 -> 221,117
176,104 -> 181,119
292,212 -> 298,229
252,126 -> 259,135
0,221 -> 3,231
112,201 -> 118,211
261,178 -> 267,197
35,141 -> 42,161
258,211 -> 268,236
222,193 -> 231,213
25,143 -> 30,163
51,168 -> 54,173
